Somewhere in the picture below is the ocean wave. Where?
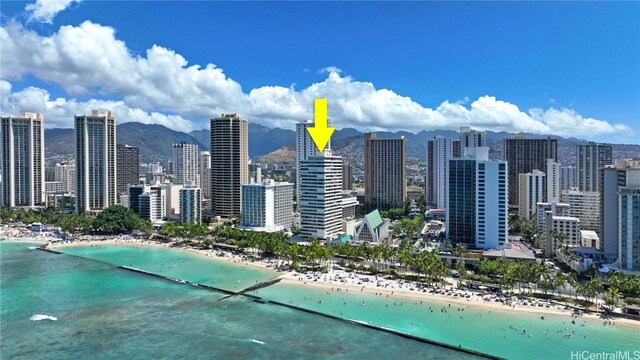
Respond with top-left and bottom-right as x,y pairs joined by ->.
250,339 -> 265,345
30,314 -> 57,321
28,247 -> 38,249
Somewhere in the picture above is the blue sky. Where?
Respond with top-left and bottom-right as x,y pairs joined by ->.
1,1 -> 638,143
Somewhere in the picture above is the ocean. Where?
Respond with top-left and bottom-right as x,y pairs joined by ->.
3,242 -> 638,359
1,242 -> 478,359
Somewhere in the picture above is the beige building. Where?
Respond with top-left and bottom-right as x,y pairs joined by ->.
561,187 -> 600,232
210,114 -> 248,217
1,112 -> 45,208
364,133 -> 406,210
518,169 -> 546,220
75,110 -> 117,214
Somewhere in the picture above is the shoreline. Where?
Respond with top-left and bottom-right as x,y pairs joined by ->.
43,238 -> 640,328
276,276 -> 639,329
48,238 -> 283,273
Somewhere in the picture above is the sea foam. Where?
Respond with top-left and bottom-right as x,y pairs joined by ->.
250,339 -> 265,345
30,314 -> 57,321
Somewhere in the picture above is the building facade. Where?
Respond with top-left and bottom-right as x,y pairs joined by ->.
210,114 -> 248,217
501,135 -> 557,208
546,159 -> 561,202
560,165 -> 576,191
364,133 -> 406,210
561,188 -> 600,233
600,158 -> 640,267
577,142 -> 612,193
342,160 -> 353,190
172,142 -> 199,187
446,147 -> 507,249
295,120 -> 328,199
55,162 -> 75,194
199,151 -> 211,199
425,136 -> 459,209
518,170 -> 546,221
460,126 -> 487,148
241,180 -> 293,231
117,144 -> 139,195
180,183 -> 201,224
299,154 -> 343,241
618,187 -> 640,271
1,112 -> 45,208
75,110 -> 117,214
536,200 -> 571,235
138,185 -> 166,223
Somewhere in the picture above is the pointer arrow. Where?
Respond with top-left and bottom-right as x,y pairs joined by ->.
307,98 -> 335,153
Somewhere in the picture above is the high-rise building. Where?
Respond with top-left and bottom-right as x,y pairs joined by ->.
600,158 -> 640,267
199,151 -> 211,199
546,159 -> 561,202
518,170 -> 546,221
460,126 -> 486,148
447,147 -> 508,249
180,182 -> 201,224
561,188 -> 600,233
299,154 -> 343,241
1,112 -> 45,208
127,184 -> 147,216
167,160 -> 174,175
172,142 -> 199,187
536,200 -> 571,235
210,114 -> 248,217
75,110 -> 116,214
241,179 -> 294,231
425,136 -> 459,209
577,142 -> 613,193
55,162 -> 75,194
560,165 -> 576,191
364,133 -> 406,210
618,187 -> 640,270
138,185 -> 165,223
116,144 -> 139,195
501,135 -> 557,208
295,120 -> 329,199
342,160 -> 353,190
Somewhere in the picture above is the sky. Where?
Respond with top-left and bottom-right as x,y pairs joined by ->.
1,0 -> 639,144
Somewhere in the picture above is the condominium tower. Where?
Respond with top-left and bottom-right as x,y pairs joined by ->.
364,133 -> 406,210
299,154 -> 343,241
116,144 -> 139,194
447,147 -> 508,249
0,112 -> 45,208
501,135 -> 557,208
75,110 -> 117,214
210,114 -> 248,217
172,142 -> 199,187
296,120 -> 330,199
425,136 -> 460,209
577,142 -> 613,193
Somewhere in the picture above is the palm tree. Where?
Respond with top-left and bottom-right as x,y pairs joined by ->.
603,287 -> 620,312
553,272 -> 567,296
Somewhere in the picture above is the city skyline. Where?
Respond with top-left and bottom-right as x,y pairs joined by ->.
1,1 -> 638,144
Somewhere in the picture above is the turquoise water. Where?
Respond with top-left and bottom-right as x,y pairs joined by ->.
1,242 -> 478,359
60,245 -> 277,291
51,244 -> 640,359
256,283 -> 640,359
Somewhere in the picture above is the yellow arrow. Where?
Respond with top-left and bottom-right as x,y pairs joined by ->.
307,98 -> 335,153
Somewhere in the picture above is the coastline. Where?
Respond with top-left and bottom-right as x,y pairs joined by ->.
45,238 -> 640,328
48,238 -> 282,273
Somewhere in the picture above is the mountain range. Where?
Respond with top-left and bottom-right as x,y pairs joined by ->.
44,122 -> 640,170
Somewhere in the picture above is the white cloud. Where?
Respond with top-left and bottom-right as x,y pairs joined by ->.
0,20 -> 634,140
25,0 -> 80,24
